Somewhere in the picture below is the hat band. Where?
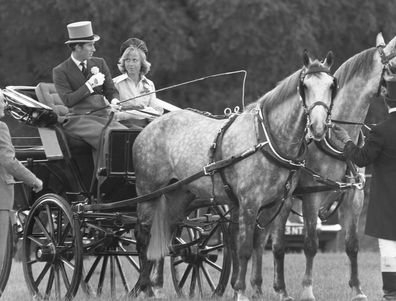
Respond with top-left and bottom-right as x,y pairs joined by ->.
68,35 -> 95,41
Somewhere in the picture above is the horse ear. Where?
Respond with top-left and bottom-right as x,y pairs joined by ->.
303,49 -> 312,67
376,32 -> 386,47
323,51 -> 334,68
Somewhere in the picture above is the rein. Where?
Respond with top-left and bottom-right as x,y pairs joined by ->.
332,119 -> 373,131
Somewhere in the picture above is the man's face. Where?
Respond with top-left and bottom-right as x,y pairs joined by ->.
75,42 -> 96,61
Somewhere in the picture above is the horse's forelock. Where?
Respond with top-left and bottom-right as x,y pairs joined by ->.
334,47 -> 377,86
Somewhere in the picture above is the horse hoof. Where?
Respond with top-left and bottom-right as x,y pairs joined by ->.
352,293 -> 368,301
252,288 -> 263,299
235,290 -> 250,301
300,288 -> 315,301
152,287 -> 166,299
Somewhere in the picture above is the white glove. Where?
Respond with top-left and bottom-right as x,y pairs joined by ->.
110,98 -> 121,111
32,179 -> 43,193
87,72 -> 105,88
111,98 -> 120,105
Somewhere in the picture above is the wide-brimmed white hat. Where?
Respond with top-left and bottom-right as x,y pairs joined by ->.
65,21 -> 100,44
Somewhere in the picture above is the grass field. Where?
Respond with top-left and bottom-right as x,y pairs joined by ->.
3,251 -> 384,301
2,252 -> 381,301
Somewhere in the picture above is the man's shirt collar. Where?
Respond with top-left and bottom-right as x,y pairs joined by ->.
71,54 -> 86,69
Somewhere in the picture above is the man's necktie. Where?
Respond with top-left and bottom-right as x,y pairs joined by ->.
80,62 -> 88,78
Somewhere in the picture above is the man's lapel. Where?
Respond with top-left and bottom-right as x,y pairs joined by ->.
66,58 -> 87,82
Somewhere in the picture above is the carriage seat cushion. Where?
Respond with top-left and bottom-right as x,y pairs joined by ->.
35,82 -> 69,116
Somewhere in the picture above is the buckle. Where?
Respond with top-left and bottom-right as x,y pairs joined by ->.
203,162 -> 216,175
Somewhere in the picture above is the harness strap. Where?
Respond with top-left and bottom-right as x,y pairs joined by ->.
256,104 -> 307,169
256,170 -> 296,229
82,139 -> 268,212
209,114 -> 240,205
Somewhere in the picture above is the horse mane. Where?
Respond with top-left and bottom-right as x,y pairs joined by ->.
245,69 -> 302,112
334,47 -> 377,86
246,60 -> 324,112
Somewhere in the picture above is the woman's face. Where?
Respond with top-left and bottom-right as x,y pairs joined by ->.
124,49 -> 142,77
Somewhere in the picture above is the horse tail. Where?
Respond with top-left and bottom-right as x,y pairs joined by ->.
147,194 -> 171,260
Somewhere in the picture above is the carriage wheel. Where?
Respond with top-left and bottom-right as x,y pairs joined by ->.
0,220 -> 13,297
80,223 -> 140,299
170,209 -> 231,298
22,193 -> 82,300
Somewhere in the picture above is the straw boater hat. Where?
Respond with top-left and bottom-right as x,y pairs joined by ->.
65,21 -> 100,44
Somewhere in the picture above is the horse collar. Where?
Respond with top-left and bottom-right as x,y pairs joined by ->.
255,103 -> 306,169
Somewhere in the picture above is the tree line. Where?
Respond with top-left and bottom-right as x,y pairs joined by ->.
0,0 -> 395,115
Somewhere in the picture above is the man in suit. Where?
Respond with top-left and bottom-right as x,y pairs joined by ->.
332,72 -> 396,301
0,91 -> 42,295
53,21 -> 126,170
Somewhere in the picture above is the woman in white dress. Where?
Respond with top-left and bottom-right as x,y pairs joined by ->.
113,38 -> 164,129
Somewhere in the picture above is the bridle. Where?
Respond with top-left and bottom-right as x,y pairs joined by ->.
376,45 -> 396,96
298,66 -> 338,132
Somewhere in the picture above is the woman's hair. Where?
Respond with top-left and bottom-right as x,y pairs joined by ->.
118,46 -> 151,76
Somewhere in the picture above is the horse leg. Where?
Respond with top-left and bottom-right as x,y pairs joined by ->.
271,197 -> 294,301
233,206 -> 257,301
149,188 -> 194,298
134,201 -> 158,297
150,258 -> 166,298
300,198 -> 319,301
134,223 -> 153,296
250,226 -> 268,299
229,207 -> 240,290
341,188 -> 367,301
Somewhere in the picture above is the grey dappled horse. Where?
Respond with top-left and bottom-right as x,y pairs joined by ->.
133,51 -> 335,301
260,33 -> 396,301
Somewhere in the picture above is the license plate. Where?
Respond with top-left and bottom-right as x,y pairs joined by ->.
285,225 -> 304,235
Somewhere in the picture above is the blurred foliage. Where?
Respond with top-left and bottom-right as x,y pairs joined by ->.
1,0 -> 396,115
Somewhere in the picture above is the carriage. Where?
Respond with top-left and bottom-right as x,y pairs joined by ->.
0,48 -> 375,301
0,84 -> 232,300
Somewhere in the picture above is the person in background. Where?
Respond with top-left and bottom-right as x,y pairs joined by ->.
0,91 -> 42,290
332,71 -> 396,301
113,38 -> 164,129
53,21 -> 126,168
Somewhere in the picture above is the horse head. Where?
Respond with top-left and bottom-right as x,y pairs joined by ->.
300,50 -> 336,140
377,32 -> 396,71
377,33 -> 396,98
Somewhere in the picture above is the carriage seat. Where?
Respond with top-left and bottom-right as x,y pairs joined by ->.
35,83 -> 69,120
35,83 -> 94,190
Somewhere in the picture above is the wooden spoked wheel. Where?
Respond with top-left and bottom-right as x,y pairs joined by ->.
170,206 -> 231,298
22,193 -> 82,301
79,215 -> 140,299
